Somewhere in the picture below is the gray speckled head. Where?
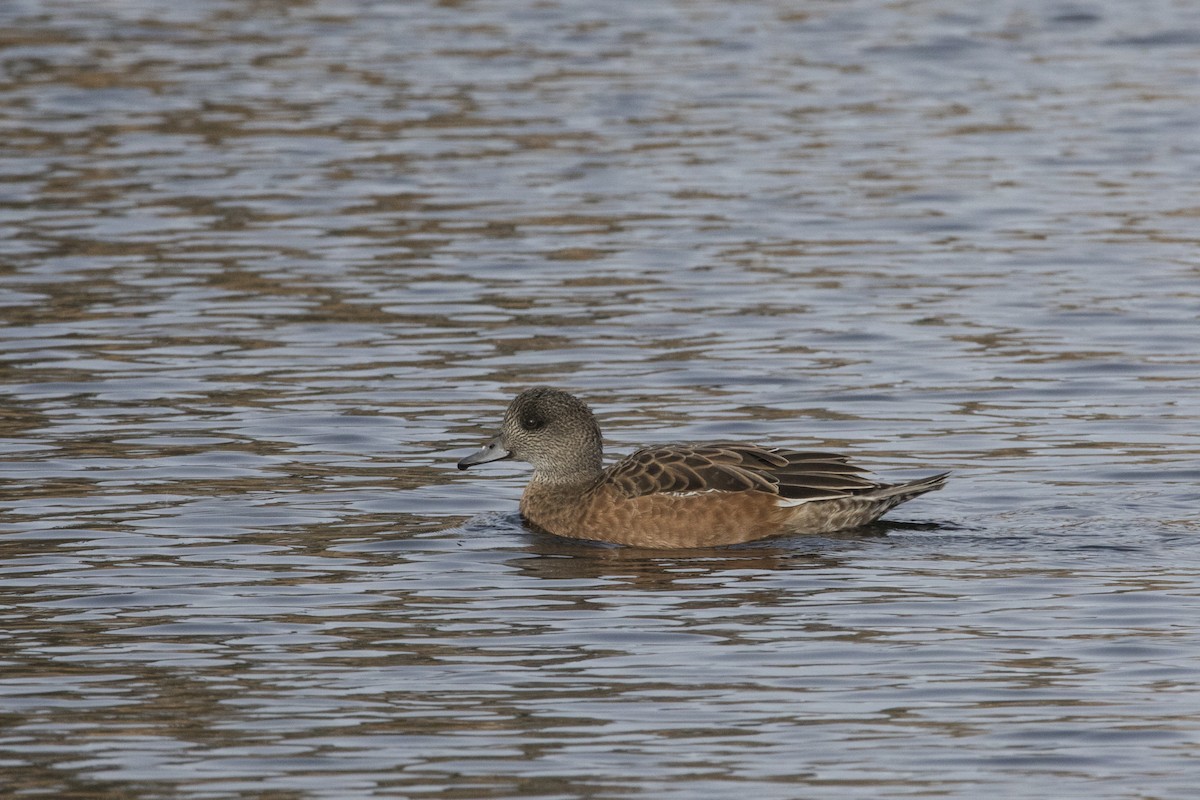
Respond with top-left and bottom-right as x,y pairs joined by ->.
458,388 -> 604,482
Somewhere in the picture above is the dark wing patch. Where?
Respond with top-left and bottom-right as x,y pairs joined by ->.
769,450 -> 878,500
606,443 -> 883,500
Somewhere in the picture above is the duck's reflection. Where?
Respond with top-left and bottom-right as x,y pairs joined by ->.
504,523 -> 905,591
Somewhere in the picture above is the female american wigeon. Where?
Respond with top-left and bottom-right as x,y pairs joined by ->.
458,387 -> 948,549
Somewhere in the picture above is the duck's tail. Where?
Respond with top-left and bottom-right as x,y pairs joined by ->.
779,472 -> 949,535
869,472 -> 950,504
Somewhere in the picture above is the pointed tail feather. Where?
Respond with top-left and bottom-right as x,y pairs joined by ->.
871,472 -> 950,502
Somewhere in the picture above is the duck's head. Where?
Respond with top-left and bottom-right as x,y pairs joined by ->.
458,387 -> 604,480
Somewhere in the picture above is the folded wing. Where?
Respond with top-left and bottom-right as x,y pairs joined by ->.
605,443 -> 882,502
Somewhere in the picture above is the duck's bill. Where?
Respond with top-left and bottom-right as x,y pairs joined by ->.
457,437 -> 512,470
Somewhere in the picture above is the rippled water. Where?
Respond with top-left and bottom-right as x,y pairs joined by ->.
3,1 -> 1200,797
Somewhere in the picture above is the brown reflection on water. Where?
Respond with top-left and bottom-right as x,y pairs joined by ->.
511,537 -> 852,591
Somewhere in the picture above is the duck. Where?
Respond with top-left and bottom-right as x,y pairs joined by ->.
457,387 -> 947,549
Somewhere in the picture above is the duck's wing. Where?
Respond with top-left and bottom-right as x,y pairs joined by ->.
605,442 -> 880,501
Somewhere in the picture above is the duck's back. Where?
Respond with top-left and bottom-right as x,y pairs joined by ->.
604,443 -> 880,501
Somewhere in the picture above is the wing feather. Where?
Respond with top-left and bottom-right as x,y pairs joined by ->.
605,443 -> 883,500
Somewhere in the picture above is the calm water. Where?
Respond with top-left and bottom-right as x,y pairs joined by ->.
3,0 -> 1200,797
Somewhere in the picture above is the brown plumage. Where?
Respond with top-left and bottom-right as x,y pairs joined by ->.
458,387 -> 948,549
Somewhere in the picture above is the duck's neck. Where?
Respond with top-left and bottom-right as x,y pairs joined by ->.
530,459 -> 603,487
531,425 -> 604,486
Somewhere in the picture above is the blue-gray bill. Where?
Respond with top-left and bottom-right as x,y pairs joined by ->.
457,436 -> 512,470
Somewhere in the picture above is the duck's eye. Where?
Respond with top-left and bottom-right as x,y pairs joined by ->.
520,414 -> 544,431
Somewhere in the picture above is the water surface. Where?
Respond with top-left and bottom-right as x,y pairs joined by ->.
3,1 -> 1199,798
